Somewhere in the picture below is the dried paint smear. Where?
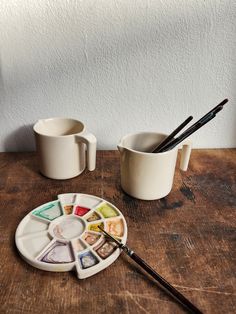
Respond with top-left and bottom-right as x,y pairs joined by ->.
86,211 -> 101,222
83,232 -> 101,245
79,251 -> 98,269
88,222 -> 104,233
64,205 -> 73,215
97,203 -> 119,218
75,206 -> 90,216
40,241 -> 74,263
106,219 -> 124,237
33,202 -> 62,221
96,240 -> 117,259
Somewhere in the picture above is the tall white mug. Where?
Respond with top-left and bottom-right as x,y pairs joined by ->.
118,132 -> 191,200
33,118 -> 97,179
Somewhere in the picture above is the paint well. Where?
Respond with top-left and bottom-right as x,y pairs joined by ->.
95,240 -> 117,259
21,233 -> 51,258
79,251 -> 98,269
40,241 -> 74,263
20,216 -> 48,236
97,203 -> 119,218
106,219 -> 124,237
74,206 -> 90,216
88,222 -> 104,233
64,205 -> 73,215
72,239 -> 86,253
53,216 -> 85,239
33,202 -> 62,221
86,211 -> 101,222
83,232 -> 101,245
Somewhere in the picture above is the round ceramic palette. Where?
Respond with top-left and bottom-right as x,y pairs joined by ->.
15,193 -> 127,279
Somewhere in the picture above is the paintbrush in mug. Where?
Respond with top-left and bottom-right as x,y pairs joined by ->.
98,226 -> 202,314
158,98 -> 228,152
152,115 -> 193,153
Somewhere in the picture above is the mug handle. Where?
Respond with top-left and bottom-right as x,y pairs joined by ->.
179,139 -> 192,171
75,132 -> 97,171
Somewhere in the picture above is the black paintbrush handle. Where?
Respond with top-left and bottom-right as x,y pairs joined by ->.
129,252 -> 203,314
152,116 -> 193,153
159,111 -> 220,152
159,99 -> 228,152
158,98 -> 228,152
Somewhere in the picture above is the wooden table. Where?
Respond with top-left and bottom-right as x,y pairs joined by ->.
0,150 -> 235,314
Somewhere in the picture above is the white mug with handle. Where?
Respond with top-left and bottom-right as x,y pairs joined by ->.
118,132 -> 191,200
34,118 -> 97,179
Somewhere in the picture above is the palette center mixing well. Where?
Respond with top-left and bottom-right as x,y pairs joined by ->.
15,193 -> 127,279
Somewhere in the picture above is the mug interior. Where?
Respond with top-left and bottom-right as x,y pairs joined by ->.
34,118 -> 84,136
120,132 -> 167,153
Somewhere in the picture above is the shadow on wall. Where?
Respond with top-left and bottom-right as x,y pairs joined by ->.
3,124 -> 35,152
0,53 -> 36,152
1,3 -> 235,150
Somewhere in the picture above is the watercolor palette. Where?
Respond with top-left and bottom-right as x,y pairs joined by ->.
15,193 -> 127,279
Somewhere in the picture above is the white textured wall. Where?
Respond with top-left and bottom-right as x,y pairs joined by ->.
0,0 -> 235,151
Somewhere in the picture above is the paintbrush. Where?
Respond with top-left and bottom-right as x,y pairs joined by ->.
158,98 -> 228,152
152,115 -> 193,153
98,226 -> 202,314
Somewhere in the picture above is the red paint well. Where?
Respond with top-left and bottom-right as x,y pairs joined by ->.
75,206 -> 90,216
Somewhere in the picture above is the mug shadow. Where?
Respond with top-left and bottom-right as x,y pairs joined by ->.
3,124 -> 42,176
3,124 -> 35,152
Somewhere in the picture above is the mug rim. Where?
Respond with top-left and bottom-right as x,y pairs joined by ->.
33,117 -> 85,138
118,131 -> 179,156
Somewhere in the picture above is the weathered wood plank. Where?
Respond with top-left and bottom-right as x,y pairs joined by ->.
0,150 -> 235,313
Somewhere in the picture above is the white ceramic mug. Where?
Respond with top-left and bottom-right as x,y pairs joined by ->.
118,132 -> 191,200
33,118 -> 97,179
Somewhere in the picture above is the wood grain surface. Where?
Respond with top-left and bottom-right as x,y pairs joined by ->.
0,150 -> 235,314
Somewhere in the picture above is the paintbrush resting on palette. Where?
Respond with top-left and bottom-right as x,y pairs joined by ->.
99,226 -> 202,314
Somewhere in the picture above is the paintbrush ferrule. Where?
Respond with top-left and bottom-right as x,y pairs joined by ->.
122,245 -> 134,256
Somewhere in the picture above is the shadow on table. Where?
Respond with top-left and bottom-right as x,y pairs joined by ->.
3,124 -> 35,152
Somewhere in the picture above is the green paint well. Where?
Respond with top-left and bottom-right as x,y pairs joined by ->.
33,202 -> 62,221
97,203 -> 119,218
